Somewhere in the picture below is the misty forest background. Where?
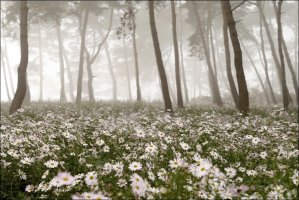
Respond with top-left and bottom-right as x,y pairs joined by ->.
0,1 -> 298,200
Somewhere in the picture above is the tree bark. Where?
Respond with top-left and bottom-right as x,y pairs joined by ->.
192,2 -> 223,107
123,39 -> 133,100
222,15 -> 239,108
9,1 -> 28,114
104,43 -> 117,101
259,16 -> 277,104
276,0 -> 288,110
62,47 -> 75,102
76,9 -> 89,104
56,19 -> 67,102
171,0 -> 183,108
221,1 -> 249,113
178,5 -> 189,104
149,1 -> 173,112
257,1 -> 292,104
132,13 -> 142,101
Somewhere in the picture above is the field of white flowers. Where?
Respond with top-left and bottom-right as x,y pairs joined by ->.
0,102 -> 298,200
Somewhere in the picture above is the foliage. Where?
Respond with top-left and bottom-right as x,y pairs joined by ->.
0,102 -> 298,199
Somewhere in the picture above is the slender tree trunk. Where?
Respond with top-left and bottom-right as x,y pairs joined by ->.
178,4 -> 189,104
123,39 -> 132,100
104,43 -> 117,101
3,38 -> 15,95
56,19 -> 67,102
132,16 -> 142,101
209,7 -> 217,80
1,54 -> 12,101
257,2 -> 292,104
76,9 -> 89,104
38,22 -> 43,101
221,1 -> 249,113
149,1 -> 173,112
85,61 -> 95,102
62,47 -> 75,102
9,1 -> 28,114
192,2 -> 223,106
171,0 -> 183,108
222,19 -> 239,107
241,41 -> 270,104
23,76 -> 30,105
276,0 -> 288,110
259,15 -> 277,104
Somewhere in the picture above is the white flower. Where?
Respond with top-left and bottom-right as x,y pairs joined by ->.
25,185 -> 34,192
130,174 -> 147,197
85,171 -> 98,186
129,162 -> 142,171
260,151 -> 268,159
252,137 -> 260,145
44,160 -> 59,168
291,170 -> 299,185
20,157 -> 35,165
180,142 -> 190,150
225,167 -> 237,178
169,157 -> 186,169
57,172 -> 76,186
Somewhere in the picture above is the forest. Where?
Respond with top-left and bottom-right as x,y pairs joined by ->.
0,1 -> 298,199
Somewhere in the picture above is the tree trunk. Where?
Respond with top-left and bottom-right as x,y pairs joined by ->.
257,2 -> 292,104
171,0 -> 183,108
222,20 -> 239,108
221,1 -> 249,113
132,15 -> 142,101
9,1 -> 28,114
259,16 -> 277,104
38,22 -> 43,101
276,0 -> 288,110
3,38 -> 15,95
23,76 -> 31,105
192,2 -> 223,107
123,39 -> 132,100
56,19 -> 67,102
178,3 -> 189,104
85,61 -> 95,101
241,41 -> 270,104
62,47 -> 75,102
76,9 -> 89,104
208,7 -> 217,80
149,1 -> 173,112
104,43 -> 117,101
1,54 -> 12,101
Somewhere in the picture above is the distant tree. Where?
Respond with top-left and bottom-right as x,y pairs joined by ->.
171,0 -> 183,108
9,1 -> 28,114
1,50 -> 12,101
221,0 -> 249,113
149,1 -> 173,112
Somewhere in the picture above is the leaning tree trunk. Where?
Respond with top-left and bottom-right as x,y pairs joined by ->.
208,7 -> 217,80
221,0 -> 249,113
241,41 -> 270,104
132,15 -> 142,101
9,1 -> 28,114
104,43 -> 117,101
1,54 -> 12,101
276,0 -> 288,110
76,9 -> 89,104
192,2 -> 223,107
179,7 -> 189,103
23,76 -> 31,105
62,47 -> 75,102
123,39 -> 133,100
222,16 -> 239,108
257,2 -> 292,104
171,0 -> 183,108
149,0 -> 173,112
56,18 -> 67,102
38,22 -> 43,101
259,16 -> 277,104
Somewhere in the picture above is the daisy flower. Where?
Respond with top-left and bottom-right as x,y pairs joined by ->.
57,172 -> 76,186
129,162 -> 142,171
85,171 -> 98,186
44,160 -> 59,168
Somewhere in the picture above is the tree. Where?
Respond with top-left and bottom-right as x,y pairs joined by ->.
149,1 -> 173,112
221,0 -> 249,113
171,0 -> 183,108
76,7 -> 90,104
276,0 -> 288,110
1,50 -> 12,101
221,5 -> 239,108
192,2 -> 223,107
9,1 -> 28,114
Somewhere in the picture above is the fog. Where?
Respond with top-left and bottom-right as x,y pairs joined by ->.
1,1 -> 298,106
